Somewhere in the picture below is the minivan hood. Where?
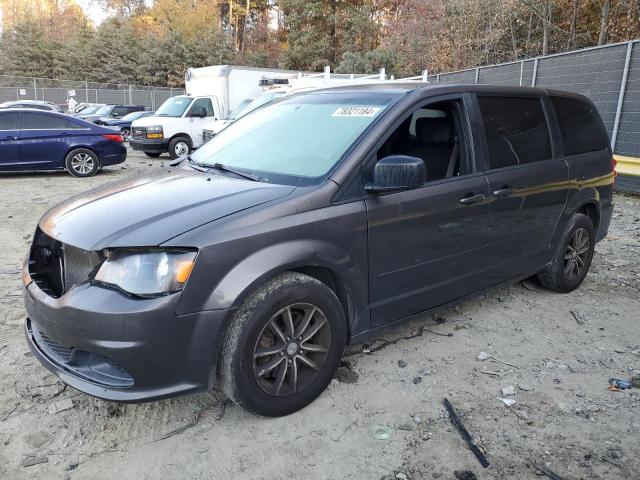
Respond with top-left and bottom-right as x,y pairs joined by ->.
39,170 -> 295,250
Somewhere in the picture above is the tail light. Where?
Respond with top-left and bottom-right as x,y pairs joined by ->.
102,134 -> 124,143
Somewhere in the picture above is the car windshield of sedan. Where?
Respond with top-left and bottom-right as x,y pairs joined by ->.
95,105 -> 114,115
121,111 -> 147,121
190,93 -> 397,185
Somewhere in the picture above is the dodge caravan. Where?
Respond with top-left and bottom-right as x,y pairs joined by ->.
23,84 -> 614,416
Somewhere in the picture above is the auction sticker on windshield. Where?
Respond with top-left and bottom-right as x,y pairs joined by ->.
332,106 -> 382,117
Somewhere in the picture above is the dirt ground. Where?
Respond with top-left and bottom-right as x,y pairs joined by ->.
0,151 -> 639,480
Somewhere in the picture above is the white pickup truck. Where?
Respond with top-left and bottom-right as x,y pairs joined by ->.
129,65 -> 299,159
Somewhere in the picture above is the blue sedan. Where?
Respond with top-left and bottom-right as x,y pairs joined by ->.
94,111 -> 155,141
0,109 -> 127,177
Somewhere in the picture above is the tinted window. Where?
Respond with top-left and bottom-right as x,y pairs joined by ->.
112,106 -> 128,117
0,112 -> 20,130
478,96 -> 552,169
189,98 -> 215,117
550,96 -> 609,155
23,113 -> 83,129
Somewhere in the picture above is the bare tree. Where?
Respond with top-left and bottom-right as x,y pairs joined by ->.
598,0 -> 611,45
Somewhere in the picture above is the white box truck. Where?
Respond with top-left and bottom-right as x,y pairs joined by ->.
129,65 -> 300,159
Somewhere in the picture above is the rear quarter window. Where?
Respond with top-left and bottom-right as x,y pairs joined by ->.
550,96 -> 609,156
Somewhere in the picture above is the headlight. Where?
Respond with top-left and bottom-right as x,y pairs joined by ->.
146,125 -> 163,139
94,250 -> 196,297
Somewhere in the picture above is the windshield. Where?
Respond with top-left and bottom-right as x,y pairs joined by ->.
190,93 -> 396,185
79,105 -> 100,115
95,105 -> 114,115
230,92 -> 285,120
155,97 -> 192,117
121,111 -> 146,121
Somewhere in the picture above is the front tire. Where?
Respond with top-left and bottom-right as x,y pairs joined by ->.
168,136 -> 191,160
219,272 -> 346,417
65,148 -> 99,177
537,213 -> 595,293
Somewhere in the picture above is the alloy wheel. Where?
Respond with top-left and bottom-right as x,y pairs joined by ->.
70,152 -> 95,175
563,227 -> 589,281
253,303 -> 331,396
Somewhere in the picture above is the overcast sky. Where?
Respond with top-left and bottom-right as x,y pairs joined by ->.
76,0 -> 109,25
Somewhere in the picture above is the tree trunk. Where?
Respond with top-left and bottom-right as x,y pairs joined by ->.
568,0 -> 579,48
542,1 -> 551,55
329,0 -> 337,64
240,0 -> 250,53
598,0 -> 611,45
229,0 -> 234,44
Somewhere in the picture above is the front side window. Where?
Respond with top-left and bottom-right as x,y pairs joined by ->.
188,98 -> 214,117
478,96 -> 552,169
155,97 -> 191,117
550,96 -> 609,156
0,112 -> 20,130
190,93 -> 397,185
375,99 -> 472,182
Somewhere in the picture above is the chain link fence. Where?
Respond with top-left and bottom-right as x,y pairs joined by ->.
428,40 -> 640,159
0,75 -> 185,111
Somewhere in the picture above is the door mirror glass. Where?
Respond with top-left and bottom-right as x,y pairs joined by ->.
366,155 -> 426,193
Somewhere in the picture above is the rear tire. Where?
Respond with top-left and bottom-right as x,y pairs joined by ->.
219,272 -> 346,417
65,148 -> 99,177
168,136 -> 191,160
143,152 -> 161,158
537,213 -> 595,293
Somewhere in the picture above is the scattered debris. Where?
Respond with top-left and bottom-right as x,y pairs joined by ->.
476,351 -> 523,369
397,422 -> 416,431
498,398 -> 516,406
412,376 -> 423,384
443,398 -> 489,468
21,456 -> 48,467
609,378 -> 632,390
501,385 -> 515,396
570,310 -> 586,325
336,366 -> 359,384
395,473 -> 408,480
533,463 -> 564,480
397,359 -> 408,368
454,471 -> 478,480
518,383 -> 534,392
369,424 -> 394,440
514,410 -> 530,421
632,375 -> 640,388
477,351 -> 490,361
48,398 -> 73,414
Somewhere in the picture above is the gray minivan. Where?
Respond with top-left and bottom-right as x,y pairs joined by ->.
23,84 -> 614,416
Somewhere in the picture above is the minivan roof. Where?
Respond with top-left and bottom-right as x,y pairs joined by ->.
306,82 -> 562,97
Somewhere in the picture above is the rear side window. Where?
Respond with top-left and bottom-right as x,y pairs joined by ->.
550,96 -> 609,155
478,96 -> 552,169
0,112 -> 20,130
23,113 -> 83,130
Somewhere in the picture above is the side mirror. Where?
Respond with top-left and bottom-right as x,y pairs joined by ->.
365,155 -> 426,193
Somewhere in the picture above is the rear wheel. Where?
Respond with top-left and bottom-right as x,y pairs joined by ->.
143,152 -> 161,158
537,213 -> 595,293
65,148 -> 99,177
219,272 -> 346,417
168,136 -> 191,160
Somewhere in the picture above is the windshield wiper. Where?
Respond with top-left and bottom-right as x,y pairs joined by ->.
210,162 -> 261,182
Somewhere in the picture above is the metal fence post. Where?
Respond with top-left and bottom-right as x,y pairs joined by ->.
33,77 -> 37,100
436,74 -> 440,84
519,60 -> 524,86
475,68 -> 479,83
129,85 -> 133,105
611,41 -> 633,151
531,58 -> 538,87
85,81 -> 89,103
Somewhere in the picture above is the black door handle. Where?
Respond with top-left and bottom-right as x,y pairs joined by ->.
459,193 -> 485,205
493,187 -> 513,197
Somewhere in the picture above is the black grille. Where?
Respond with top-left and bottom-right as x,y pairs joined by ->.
29,229 -> 102,298
32,327 -> 73,364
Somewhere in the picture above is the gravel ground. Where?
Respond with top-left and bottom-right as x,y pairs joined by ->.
0,151 -> 639,480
